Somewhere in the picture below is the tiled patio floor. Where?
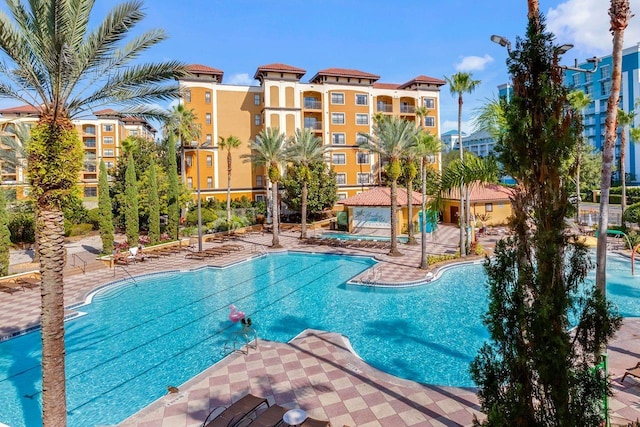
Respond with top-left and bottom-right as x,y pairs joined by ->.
2,226 -> 639,426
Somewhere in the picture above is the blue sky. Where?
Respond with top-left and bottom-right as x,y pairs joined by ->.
2,0 -> 640,135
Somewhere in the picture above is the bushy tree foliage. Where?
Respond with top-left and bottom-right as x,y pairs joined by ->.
470,15 -> 622,426
124,154 -> 139,245
0,189 -> 10,276
98,160 -> 114,255
147,160 -> 160,244
166,134 -> 180,240
282,161 -> 338,220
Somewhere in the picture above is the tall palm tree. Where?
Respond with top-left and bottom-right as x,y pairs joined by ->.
567,90 -> 592,223
596,0 -> 631,292
414,105 -> 429,127
286,128 -> 326,239
219,135 -> 242,232
401,143 -> 419,244
163,104 -> 202,147
242,128 -> 288,248
0,2 -> 186,424
617,108 -> 635,220
359,117 -> 420,256
444,72 -> 480,256
414,132 -> 442,269
473,98 -> 507,141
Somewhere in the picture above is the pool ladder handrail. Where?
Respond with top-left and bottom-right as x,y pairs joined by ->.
114,265 -> 138,285
223,324 -> 258,355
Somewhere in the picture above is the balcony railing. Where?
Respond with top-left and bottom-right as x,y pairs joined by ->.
376,103 -> 392,112
400,105 -> 415,114
304,120 -> 322,130
83,127 -> 96,135
84,141 -> 96,148
304,100 -> 322,109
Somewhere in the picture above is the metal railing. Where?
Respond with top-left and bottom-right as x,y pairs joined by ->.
303,100 -> 322,109
71,253 -> 87,274
114,265 -> 138,285
400,105 -> 415,114
303,121 -> 322,130
376,103 -> 392,112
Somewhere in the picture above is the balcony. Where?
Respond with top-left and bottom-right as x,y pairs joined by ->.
304,119 -> 322,130
304,99 -> 322,109
400,104 -> 415,114
376,102 -> 392,113
83,126 -> 96,135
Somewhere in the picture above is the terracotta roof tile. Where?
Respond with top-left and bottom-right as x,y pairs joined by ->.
254,63 -> 306,80
444,182 -> 514,202
338,187 -> 423,207
310,68 -> 380,83
399,75 -> 447,89
0,104 -> 40,115
373,82 -> 401,89
93,108 -> 119,116
186,64 -> 224,75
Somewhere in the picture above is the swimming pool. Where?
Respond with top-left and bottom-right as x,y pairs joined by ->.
0,252 -> 638,427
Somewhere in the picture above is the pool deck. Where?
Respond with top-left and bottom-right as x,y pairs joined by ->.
2,226 -> 640,426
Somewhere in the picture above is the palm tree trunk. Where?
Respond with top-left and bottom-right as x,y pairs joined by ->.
389,179 -> 402,256
465,185 -> 471,249
271,181 -> 281,248
458,94 -> 466,257
407,179 -> 416,244
300,182 -> 308,239
597,0 -> 629,292
420,160 -> 428,269
226,152 -> 232,234
38,207 -> 67,426
621,131 -> 627,224
575,141 -> 582,223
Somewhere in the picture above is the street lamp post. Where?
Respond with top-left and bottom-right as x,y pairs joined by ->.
191,141 -> 203,252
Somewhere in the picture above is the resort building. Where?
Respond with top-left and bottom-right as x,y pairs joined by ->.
179,63 -> 445,204
0,105 -> 156,201
440,129 -> 466,152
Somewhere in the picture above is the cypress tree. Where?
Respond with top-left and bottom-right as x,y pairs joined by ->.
470,15 -> 622,426
98,160 -> 114,255
166,134 -> 180,240
124,153 -> 139,246
0,188 -> 10,276
148,160 -> 160,245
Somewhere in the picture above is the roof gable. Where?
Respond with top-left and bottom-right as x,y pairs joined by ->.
338,187 -> 422,206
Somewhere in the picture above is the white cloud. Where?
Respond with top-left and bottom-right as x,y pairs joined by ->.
455,55 -> 494,72
226,73 -> 257,86
547,0 -> 640,55
442,119 -> 474,135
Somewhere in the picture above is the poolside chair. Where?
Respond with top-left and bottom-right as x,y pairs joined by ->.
622,362 -> 640,383
0,281 -> 25,294
235,404 -> 288,427
113,252 -> 131,265
202,393 -> 269,427
300,417 -> 331,427
16,277 -> 40,289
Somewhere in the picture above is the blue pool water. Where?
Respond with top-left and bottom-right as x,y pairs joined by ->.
1,252 -> 639,427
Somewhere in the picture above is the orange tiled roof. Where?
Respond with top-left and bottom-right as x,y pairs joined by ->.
399,75 -> 447,89
93,108 -> 119,116
373,82 -> 401,90
187,64 -> 224,75
444,182 -> 514,202
0,104 -> 40,115
310,68 -> 380,83
254,63 -> 306,80
338,187 -> 423,207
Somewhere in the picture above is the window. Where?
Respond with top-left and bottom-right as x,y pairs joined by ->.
585,73 -> 593,83
84,125 -> 96,135
206,155 -> 212,167
187,177 -> 193,188
254,114 -> 261,126
423,98 -> 435,109
336,173 -> 346,185
206,134 -> 212,144
205,113 -> 211,125
84,138 -> 96,148
83,187 -> 97,197
584,85 -> 593,96
337,193 -> 347,201
185,156 -> 192,167
356,134 -> 368,144
129,129 -> 138,137
601,81 -> 611,96
485,203 -> 493,212
332,153 -> 346,164
331,92 -> 345,104
426,155 -> 436,164
601,65 -> 611,80
355,114 -> 369,125
331,113 -> 345,125
207,177 -> 213,188
205,92 -> 211,103
255,194 -> 265,202
332,133 -> 346,145
185,90 -> 191,102
355,94 -> 368,105
572,73 -> 581,86
103,124 -> 113,132
356,152 -> 369,164
103,148 -> 114,156
424,117 -> 435,127
254,94 -> 261,105
256,175 -> 263,186
105,161 -> 114,169
357,173 -> 370,185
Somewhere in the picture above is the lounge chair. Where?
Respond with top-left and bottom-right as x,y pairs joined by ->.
202,393 -> 269,427
113,252 -> 131,265
16,277 -> 40,289
235,404 -> 288,427
300,417 -> 331,427
0,281 -> 24,294
622,362 -> 640,383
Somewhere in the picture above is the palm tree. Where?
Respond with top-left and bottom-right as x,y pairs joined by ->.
473,98 -> 507,141
287,128 -> 327,239
567,90 -> 592,223
596,0 -> 631,292
163,104 -> 202,147
219,135 -> 242,232
414,132 -> 442,268
359,117 -> 420,256
242,128 -> 288,248
444,72 -> 480,256
414,105 -> 429,127
617,108 -> 635,220
0,2 -> 186,424
0,121 -> 30,169
401,144 -> 419,245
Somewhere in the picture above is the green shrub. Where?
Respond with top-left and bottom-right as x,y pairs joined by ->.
67,223 -> 94,237
8,212 -> 35,243
427,254 -> 457,265
86,208 -> 101,230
